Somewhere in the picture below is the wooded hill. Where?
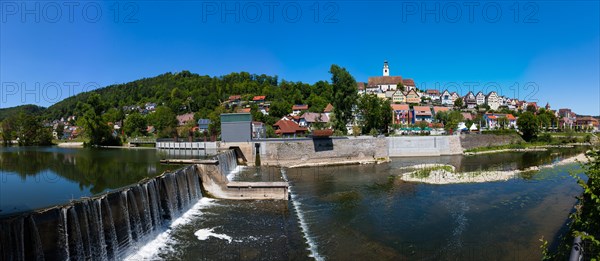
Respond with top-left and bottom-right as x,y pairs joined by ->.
32,70 -> 333,121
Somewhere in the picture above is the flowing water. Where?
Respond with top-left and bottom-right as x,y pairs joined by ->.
0,146 -> 590,260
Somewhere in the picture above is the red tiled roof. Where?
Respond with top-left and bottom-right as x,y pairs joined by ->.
402,79 -> 415,86
413,106 -> 432,116
253,96 -> 266,101
506,114 -> 516,120
274,119 -> 308,135
426,89 -> 440,95
239,108 -> 251,113
292,104 -> 309,111
368,76 -> 402,86
433,106 -> 449,114
324,103 -> 334,113
357,82 -> 365,90
391,104 -> 409,111
312,129 -> 333,137
229,95 -> 241,101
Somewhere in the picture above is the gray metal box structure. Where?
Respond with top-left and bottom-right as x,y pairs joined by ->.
220,113 -> 252,142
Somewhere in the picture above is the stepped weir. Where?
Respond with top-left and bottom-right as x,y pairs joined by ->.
0,150 -> 287,260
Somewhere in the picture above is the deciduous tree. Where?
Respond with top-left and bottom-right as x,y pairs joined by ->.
517,111 -> 539,141
330,64 -> 358,134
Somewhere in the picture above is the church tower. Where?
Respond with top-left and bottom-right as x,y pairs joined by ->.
383,60 -> 390,76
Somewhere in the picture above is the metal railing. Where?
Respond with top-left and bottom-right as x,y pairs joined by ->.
126,137 -> 157,143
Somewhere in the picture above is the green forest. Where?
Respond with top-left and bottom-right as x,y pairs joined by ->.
41,70 -> 335,121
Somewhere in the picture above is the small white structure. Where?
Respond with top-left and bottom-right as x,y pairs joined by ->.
469,123 -> 478,131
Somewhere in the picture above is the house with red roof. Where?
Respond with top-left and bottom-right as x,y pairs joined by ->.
402,79 -> 416,91
291,104 -> 309,116
357,82 -> 366,94
432,106 -> 450,115
576,116 -> 599,131
526,102 -> 538,112
238,107 -> 251,113
252,96 -> 266,103
299,112 -> 329,130
273,119 -> 308,138
405,89 -> 420,104
483,113 -> 517,129
412,106 -> 433,123
424,89 -> 441,101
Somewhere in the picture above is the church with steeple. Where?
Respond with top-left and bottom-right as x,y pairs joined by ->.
366,60 -> 415,93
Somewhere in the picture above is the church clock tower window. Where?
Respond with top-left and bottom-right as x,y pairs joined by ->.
383,60 -> 390,76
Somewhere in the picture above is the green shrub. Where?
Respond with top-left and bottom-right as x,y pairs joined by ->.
535,133 -> 553,143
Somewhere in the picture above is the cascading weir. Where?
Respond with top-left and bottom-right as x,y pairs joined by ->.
0,165 -> 202,260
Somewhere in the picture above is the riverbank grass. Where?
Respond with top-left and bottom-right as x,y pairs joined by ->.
411,165 -> 455,179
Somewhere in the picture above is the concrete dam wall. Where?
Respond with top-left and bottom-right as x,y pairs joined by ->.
252,136 -> 463,166
0,149 -> 278,260
0,165 -> 203,260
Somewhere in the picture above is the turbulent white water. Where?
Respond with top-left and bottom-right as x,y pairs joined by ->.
281,168 -> 324,261
226,165 -> 245,181
124,198 -> 218,260
194,228 -> 233,243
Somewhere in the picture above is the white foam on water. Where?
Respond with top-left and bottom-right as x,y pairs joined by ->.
194,228 -> 233,243
281,168 -> 324,261
124,197 -> 218,261
226,165 -> 245,181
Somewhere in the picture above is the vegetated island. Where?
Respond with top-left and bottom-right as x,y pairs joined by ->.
398,153 -> 589,184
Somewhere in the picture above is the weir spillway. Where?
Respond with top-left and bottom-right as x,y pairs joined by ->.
0,165 -> 203,260
0,149 -> 283,260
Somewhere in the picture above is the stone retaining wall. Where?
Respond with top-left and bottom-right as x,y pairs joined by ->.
459,134 -> 524,150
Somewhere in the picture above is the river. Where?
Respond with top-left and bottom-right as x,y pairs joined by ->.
0,146 -> 589,260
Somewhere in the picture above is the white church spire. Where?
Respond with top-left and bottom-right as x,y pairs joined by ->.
383,60 -> 390,76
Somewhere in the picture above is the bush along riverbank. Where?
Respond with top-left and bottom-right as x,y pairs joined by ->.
542,149 -> 600,260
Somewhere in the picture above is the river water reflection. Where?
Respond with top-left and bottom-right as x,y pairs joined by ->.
155,147 -> 589,260
0,145 -> 590,260
0,146 -> 177,216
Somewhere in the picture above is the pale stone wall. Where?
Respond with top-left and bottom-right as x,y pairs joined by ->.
260,138 -> 388,167
387,136 -> 463,157
459,134 -> 524,150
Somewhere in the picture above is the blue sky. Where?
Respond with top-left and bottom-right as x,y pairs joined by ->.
1,1 -> 599,115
